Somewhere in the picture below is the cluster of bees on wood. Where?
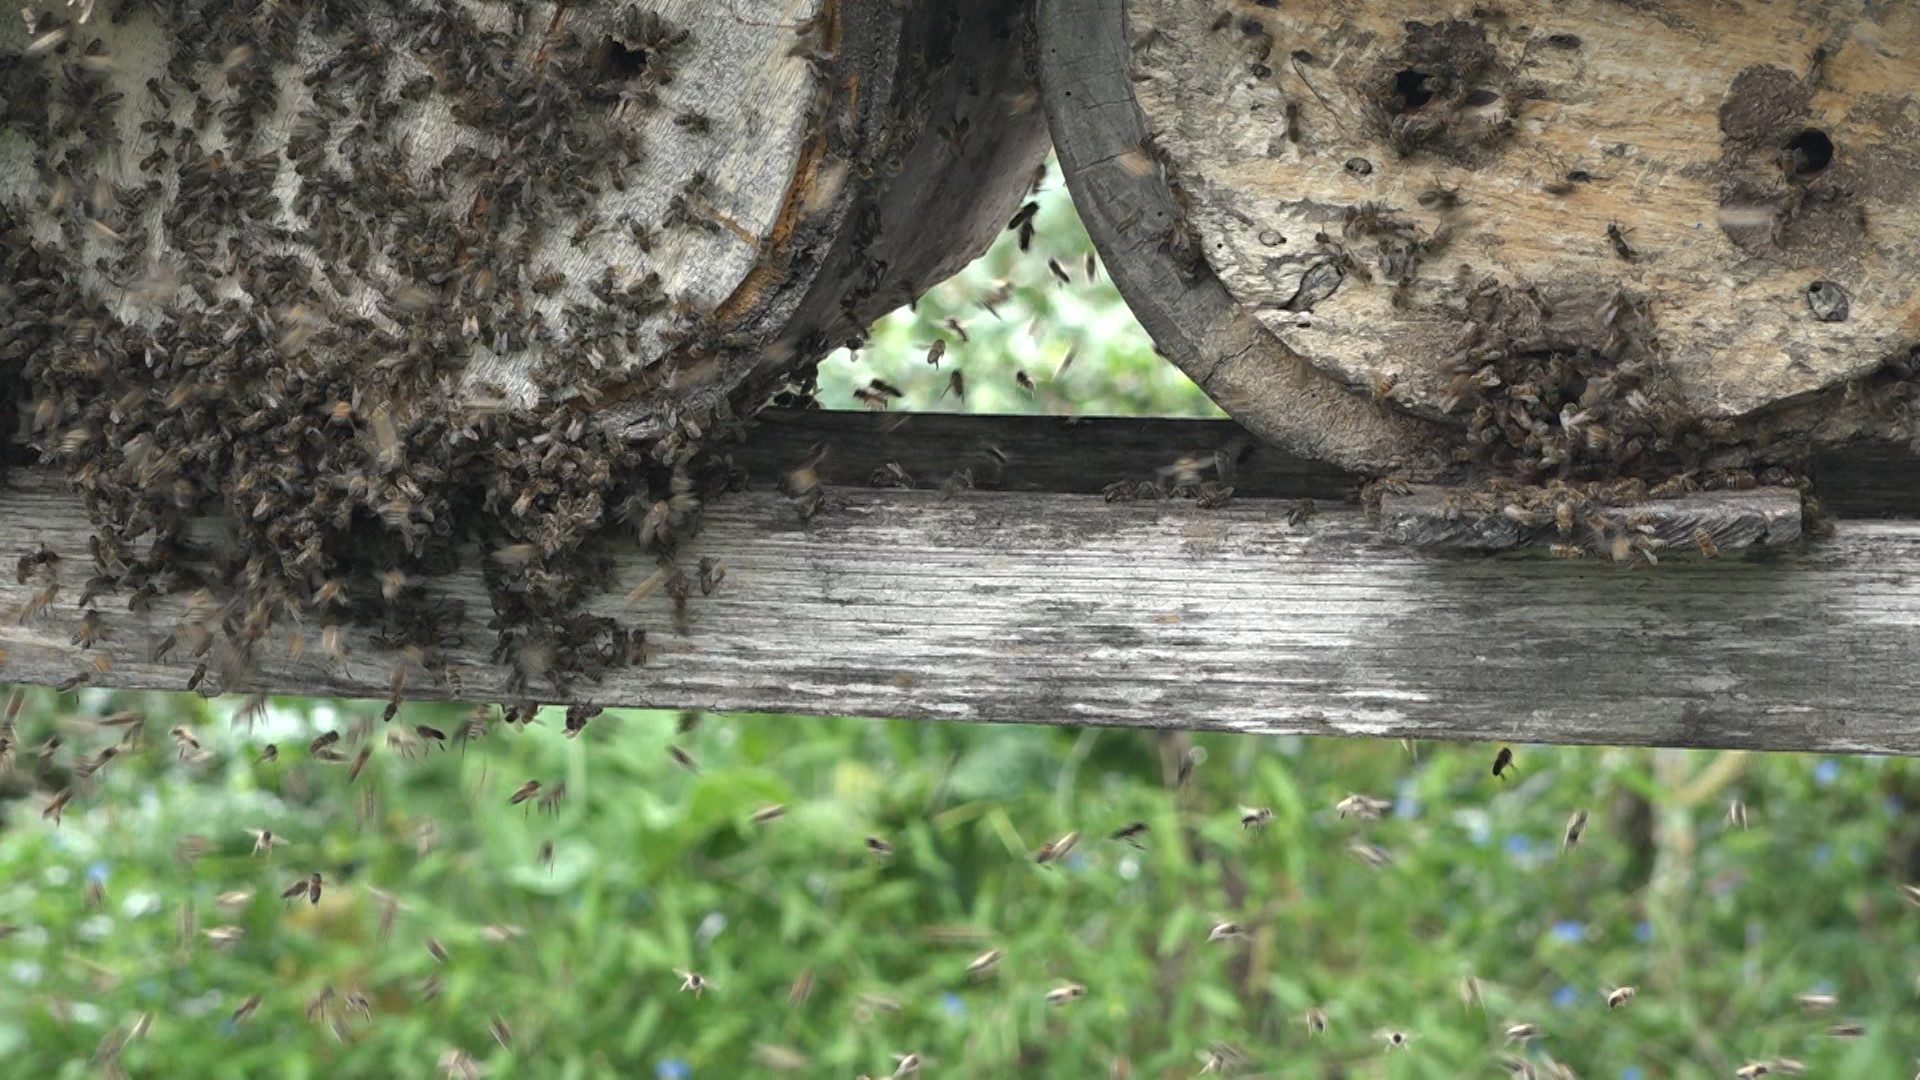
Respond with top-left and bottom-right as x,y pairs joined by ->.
11,681 -> 1908,1078
0,0 -> 897,716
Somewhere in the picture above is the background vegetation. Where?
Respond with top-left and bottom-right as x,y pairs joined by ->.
3,164 -> 1918,1080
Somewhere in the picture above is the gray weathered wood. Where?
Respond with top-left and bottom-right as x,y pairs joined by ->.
6,464 -> 1920,756
1377,485 -> 1803,553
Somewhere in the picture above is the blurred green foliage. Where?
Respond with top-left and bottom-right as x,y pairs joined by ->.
814,160 -> 1223,420
5,158 -> 1920,1080
4,688 -> 1919,1079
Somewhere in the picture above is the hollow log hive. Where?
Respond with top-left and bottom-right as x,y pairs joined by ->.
0,0 -> 1046,699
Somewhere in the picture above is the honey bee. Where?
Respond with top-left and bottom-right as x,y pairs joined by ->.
231,995 -> 262,1024
249,829 -> 283,855
1015,370 -> 1036,397
1379,1030 -> 1413,1051
1563,809 -> 1589,850
1606,221 -> 1636,261
892,1052 -> 923,1077
1206,921 -> 1244,943
1349,841 -> 1392,868
42,788 -> 74,825
489,1016 -> 513,1049
1305,1007 -> 1328,1034
1505,1022 -> 1540,1044
1735,1063 -> 1771,1079
865,836 -> 893,858
675,969 -> 710,997
1240,807 -> 1274,830
1797,991 -> 1839,1011
1695,527 -> 1720,558
1044,982 -> 1086,1005
1034,830 -> 1080,865
509,780 -> 541,809
1824,1023 -> 1865,1038
668,745 -> 699,773
1492,746 -> 1516,778
1606,986 -> 1636,1009
1047,258 -> 1071,284
943,370 -> 966,401
1336,794 -> 1391,820
788,969 -> 814,1005
966,949 -> 1003,979
750,804 -> 787,825
427,938 -> 450,965
923,339 -> 947,368
1727,799 -> 1749,830
1109,822 -> 1149,848
348,746 -> 372,783
1460,975 -> 1484,1010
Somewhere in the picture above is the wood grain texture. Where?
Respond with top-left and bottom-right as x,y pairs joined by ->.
6,463 -> 1920,756
1128,0 -> 1920,423
1377,485 -> 1803,552
1032,0 -> 1454,479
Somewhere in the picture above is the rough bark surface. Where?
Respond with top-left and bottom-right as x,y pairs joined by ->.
6,464 -> 1920,755
1127,0 -> 1920,425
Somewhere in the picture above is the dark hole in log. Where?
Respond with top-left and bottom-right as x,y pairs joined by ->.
1464,88 -> 1501,107
604,41 -> 651,81
1391,69 -> 1435,112
1782,129 -> 1834,176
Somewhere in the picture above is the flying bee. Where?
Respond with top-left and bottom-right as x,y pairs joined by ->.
1606,986 -> 1636,1009
1015,370 -> 1036,397
1034,830 -> 1080,865
1796,991 -> 1838,1011
1727,799 -> 1749,830
1240,807 -> 1274,830
675,969 -> 710,997
489,1016 -> 512,1049
1695,527 -> 1720,558
1206,922 -> 1245,943
1492,746 -> 1516,778
924,339 -> 947,367
1110,822 -> 1149,848
231,995 -> 262,1024
348,746 -> 372,783
1824,1023 -> 1865,1038
308,731 -> 338,754
1047,258 -> 1071,284
788,970 -> 814,1005
1417,187 -> 1461,210
1336,794 -> 1391,820
1735,1064 -> 1770,1079
415,725 -> 447,750
281,874 -> 312,903
1379,1030 -> 1412,1051
865,836 -> 893,858
892,1052 -> 923,1077
42,788 -> 74,825
1460,975 -> 1485,1010
668,745 -> 699,773
750,804 -> 787,825
1606,221 -> 1636,261
1349,841 -> 1392,868
509,780 -> 541,811
1505,1022 -> 1540,1044
1563,809 -> 1589,850
1305,1007 -> 1328,1035
961,948 -> 1005,980
426,938 -> 450,965
1045,982 -> 1086,1005
943,370 -> 966,401
249,829 -> 282,855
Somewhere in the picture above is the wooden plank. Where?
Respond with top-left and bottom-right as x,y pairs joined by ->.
1377,485 -> 1803,553
6,464 -> 1920,756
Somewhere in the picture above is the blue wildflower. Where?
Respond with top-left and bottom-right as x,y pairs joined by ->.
1504,835 -> 1533,860
1550,920 -> 1584,944
1634,921 -> 1652,943
1813,759 -> 1839,787
941,992 -> 967,1020
655,1060 -> 690,1080
1622,1067 -> 1645,1080
1552,985 -> 1579,1008
86,862 -> 109,886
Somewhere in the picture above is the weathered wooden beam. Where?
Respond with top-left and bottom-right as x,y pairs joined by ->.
1377,485 -> 1803,554
6,464 -> 1920,755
